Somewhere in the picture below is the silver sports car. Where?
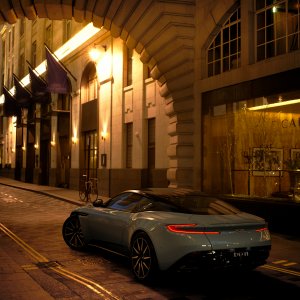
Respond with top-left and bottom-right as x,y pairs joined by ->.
62,188 -> 271,282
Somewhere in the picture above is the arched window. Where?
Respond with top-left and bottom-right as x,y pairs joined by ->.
256,0 -> 300,61
207,4 -> 241,77
81,62 -> 98,103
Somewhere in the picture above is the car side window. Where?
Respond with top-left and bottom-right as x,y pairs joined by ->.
107,192 -> 142,212
133,198 -> 181,213
132,197 -> 153,212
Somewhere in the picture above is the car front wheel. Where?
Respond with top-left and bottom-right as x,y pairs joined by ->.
62,216 -> 86,250
130,232 -> 158,282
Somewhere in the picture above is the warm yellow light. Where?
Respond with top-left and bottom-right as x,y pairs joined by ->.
34,143 -> 39,149
89,48 -> 101,61
72,136 -> 78,144
0,23 -> 101,103
50,141 -> 56,147
248,98 -> 300,111
101,130 -> 108,141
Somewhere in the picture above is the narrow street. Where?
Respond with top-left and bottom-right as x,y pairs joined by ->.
1,185 -> 300,299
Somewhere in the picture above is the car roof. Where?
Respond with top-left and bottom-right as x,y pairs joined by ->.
123,188 -> 211,199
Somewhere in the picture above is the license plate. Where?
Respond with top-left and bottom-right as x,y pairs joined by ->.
233,251 -> 249,257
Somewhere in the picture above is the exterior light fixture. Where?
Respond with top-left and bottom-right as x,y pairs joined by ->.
34,143 -> 39,149
89,48 -> 101,61
50,140 -> 56,147
101,130 -> 107,141
22,146 -> 26,151
72,136 -> 78,144
89,44 -> 107,61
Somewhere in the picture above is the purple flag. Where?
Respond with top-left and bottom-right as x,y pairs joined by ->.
28,66 -> 51,104
2,86 -> 21,117
45,47 -> 68,94
13,74 -> 32,108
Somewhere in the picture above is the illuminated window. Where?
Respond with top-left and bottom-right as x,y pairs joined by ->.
31,41 -> 37,68
19,52 -> 25,78
124,46 -> 132,86
256,0 -> 300,61
20,18 -> 25,36
207,4 -> 241,76
45,23 -> 53,50
63,20 -> 72,43
81,62 -> 98,103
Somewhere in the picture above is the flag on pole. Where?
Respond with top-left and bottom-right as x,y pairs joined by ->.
2,86 -> 21,117
28,65 -> 51,104
13,74 -> 32,108
45,46 -> 69,94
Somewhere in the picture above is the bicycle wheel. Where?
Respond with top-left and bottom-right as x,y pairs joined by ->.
90,182 -> 98,202
79,188 -> 86,201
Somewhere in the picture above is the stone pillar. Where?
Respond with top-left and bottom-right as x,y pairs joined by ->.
165,95 -> 194,188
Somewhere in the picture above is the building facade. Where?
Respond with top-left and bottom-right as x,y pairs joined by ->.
1,0 -> 300,198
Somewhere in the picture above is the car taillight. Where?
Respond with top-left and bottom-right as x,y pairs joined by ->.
256,227 -> 268,232
166,224 -> 220,234
255,226 -> 271,241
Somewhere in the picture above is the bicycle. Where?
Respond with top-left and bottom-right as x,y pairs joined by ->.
79,175 -> 98,202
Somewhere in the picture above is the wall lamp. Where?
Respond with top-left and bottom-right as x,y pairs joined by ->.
72,136 -> 78,144
89,44 -> 107,61
101,130 -> 107,141
34,143 -> 39,149
50,140 -> 56,147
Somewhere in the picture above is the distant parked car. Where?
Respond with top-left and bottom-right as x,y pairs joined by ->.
62,188 -> 271,282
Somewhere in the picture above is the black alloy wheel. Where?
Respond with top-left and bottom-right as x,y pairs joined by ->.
130,232 -> 158,282
62,216 -> 87,250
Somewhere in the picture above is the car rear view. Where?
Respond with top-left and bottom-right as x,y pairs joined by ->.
159,192 -> 271,272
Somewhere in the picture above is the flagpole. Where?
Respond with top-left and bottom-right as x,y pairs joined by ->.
44,43 -> 77,82
26,60 -> 48,84
13,73 -> 32,95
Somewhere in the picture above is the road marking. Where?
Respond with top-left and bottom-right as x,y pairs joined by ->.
0,223 -> 120,300
261,264 -> 300,277
272,259 -> 298,267
22,264 -> 39,271
283,262 -> 298,267
272,260 -> 288,264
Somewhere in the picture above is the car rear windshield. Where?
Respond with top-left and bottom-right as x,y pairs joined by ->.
161,195 -> 240,215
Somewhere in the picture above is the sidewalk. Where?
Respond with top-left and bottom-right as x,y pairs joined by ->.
0,176 -> 101,206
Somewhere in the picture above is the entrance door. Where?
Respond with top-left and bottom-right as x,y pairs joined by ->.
82,131 -> 98,179
25,143 -> 34,183
40,140 -> 50,185
57,136 -> 70,187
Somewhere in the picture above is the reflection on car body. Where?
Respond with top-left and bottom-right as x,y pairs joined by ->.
62,188 -> 271,282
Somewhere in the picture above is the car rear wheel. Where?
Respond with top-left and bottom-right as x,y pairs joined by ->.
130,232 -> 158,282
62,216 -> 86,250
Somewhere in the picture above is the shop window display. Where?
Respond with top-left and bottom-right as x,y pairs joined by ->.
203,92 -> 300,198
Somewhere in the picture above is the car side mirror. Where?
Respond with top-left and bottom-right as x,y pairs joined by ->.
93,198 -> 104,207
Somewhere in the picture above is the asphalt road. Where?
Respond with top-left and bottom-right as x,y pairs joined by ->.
1,185 -> 300,299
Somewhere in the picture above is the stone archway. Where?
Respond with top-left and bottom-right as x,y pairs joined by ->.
1,0 -> 196,188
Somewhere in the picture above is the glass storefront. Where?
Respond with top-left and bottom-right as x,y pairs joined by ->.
203,90 -> 300,198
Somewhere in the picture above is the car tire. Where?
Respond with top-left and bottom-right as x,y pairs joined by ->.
62,216 -> 87,250
130,232 -> 158,282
